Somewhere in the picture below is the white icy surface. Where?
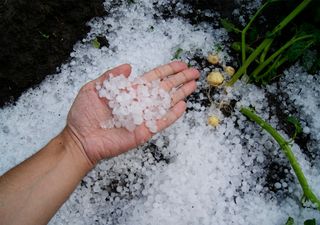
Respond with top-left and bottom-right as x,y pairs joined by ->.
0,1 -> 319,225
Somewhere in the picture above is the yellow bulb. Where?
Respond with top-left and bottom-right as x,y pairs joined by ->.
208,115 -> 220,127
207,71 -> 224,86
224,66 -> 235,76
207,54 -> 220,65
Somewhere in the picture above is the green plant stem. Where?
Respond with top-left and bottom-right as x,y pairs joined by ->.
227,0 -> 312,86
240,107 -> 320,210
252,35 -> 313,78
256,55 -> 287,82
227,38 -> 273,86
260,38 -> 274,63
257,40 -> 314,82
271,0 -> 312,36
241,1 -> 273,73
231,42 -> 261,64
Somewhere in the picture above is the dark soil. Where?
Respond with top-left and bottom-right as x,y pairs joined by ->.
0,0 -> 106,107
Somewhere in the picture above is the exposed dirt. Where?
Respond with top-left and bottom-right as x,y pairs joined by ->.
0,0 -> 106,107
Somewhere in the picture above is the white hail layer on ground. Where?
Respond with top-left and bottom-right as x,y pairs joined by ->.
97,75 -> 170,133
278,65 -> 320,142
0,0 -> 319,225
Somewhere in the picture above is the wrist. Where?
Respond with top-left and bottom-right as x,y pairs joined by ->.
59,127 -> 95,171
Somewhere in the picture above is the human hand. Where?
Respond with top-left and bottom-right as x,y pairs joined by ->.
64,61 -> 199,166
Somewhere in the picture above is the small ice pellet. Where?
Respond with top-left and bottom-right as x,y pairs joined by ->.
274,182 -> 282,189
116,186 -> 123,193
96,84 -> 102,90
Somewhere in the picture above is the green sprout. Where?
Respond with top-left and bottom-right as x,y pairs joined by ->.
285,217 -> 295,225
213,43 -> 224,53
284,217 -> 316,225
172,48 -> 183,60
148,25 -> 155,32
304,218 -> 316,225
287,116 -> 303,140
221,19 -> 241,34
92,38 -> 101,49
240,107 -> 320,210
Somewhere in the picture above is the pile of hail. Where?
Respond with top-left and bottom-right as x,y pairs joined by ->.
96,74 -> 171,133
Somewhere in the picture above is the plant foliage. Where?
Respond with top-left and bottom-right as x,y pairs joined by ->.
222,0 -> 320,85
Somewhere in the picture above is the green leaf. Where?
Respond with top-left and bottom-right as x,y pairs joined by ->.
213,43 -> 223,52
92,38 -> 100,49
301,49 -> 317,72
304,219 -> 316,225
231,42 -> 241,52
287,116 -> 302,134
148,25 -> 154,32
287,116 -> 302,139
285,39 -> 314,63
221,19 -> 241,34
285,217 -> 295,225
297,24 -> 320,43
231,42 -> 255,53
172,48 -> 183,59
309,55 -> 320,74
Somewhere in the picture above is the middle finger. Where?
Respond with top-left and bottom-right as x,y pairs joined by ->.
161,68 -> 200,91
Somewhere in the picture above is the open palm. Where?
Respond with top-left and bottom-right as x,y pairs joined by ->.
66,61 -> 199,165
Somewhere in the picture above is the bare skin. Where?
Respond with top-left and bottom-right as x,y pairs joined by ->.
0,61 -> 199,225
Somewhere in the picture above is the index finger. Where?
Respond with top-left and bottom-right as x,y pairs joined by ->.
143,61 -> 188,82
93,64 -> 132,84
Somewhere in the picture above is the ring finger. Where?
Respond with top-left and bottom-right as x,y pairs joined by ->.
170,81 -> 197,106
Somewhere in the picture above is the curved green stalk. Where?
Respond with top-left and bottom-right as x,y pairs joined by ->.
257,40 -> 314,82
227,38 -> 273,86
241,1 -> 275,73
256,55 -> 287,82
231,42 -> 261,64
240,107 -> 320,210
270,0 -> 312,36
252,35 -> 313,78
